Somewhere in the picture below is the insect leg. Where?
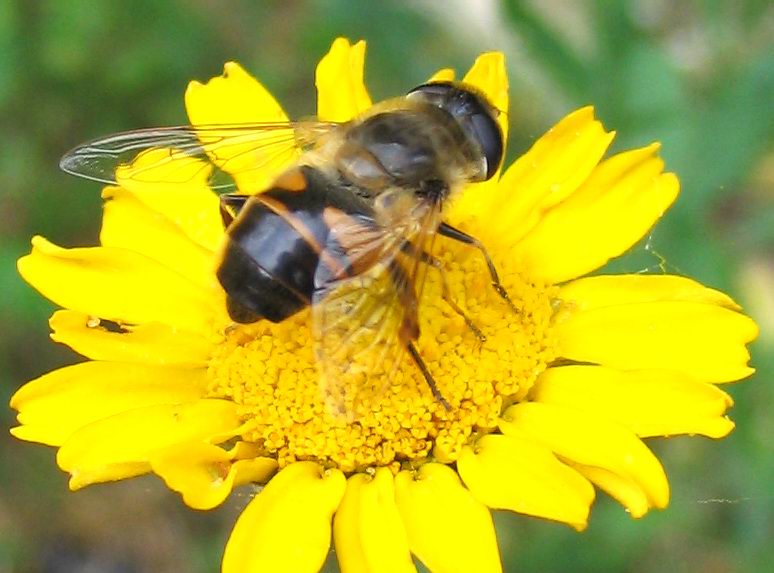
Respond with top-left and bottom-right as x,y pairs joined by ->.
219,193 -> 249,228
387,259 -> 451,411
399,242 -> 485,342
406,342 -> 451,410
437,222 -> 517,312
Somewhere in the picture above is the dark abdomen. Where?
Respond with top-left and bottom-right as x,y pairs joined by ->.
217,166 -> 340,324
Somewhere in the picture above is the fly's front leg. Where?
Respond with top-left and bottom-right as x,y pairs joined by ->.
388,260 -> 451,411
438,222 -> 518,312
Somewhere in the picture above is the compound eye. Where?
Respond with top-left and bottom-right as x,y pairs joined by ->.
466,110 -> 503,180
407,82 -> 503,181
406,82 -> 455,105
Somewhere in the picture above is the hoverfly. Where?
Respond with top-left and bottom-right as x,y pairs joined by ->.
60,81 -> 515,417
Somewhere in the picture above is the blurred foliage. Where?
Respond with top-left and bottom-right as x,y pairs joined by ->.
1,0 -> 772,572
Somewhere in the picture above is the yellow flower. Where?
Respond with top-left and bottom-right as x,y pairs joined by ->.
12,37 -> 757,573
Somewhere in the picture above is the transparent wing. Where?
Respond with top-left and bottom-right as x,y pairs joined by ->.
312,192 -> 443,421
60,120 -> 338,193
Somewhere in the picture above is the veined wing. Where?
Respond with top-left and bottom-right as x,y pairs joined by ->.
311,190 -> 444,421
60,121 -> 338,194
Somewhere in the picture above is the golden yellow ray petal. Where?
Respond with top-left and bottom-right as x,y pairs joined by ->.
500,402 -> 670,513
18,236 -> 223,334
428,68 -> 455,82
461,107 -> 614,237
334,474 -> 369,573
568,463 -> 651,518
100,187 -> 219,290
447,52 -> 510,219
514,144 -> 679,283
49,310 -> 212,366
394,463 -> 502,573
222,462 -> 345,573
554,300 -> 758,383
559,274 -> 741,312
532,366 -> 736,438
462,52 -> 509,142
334,469 -> 416,573
457,434 -> 594,530
184,61 -> 297,192
186,61 -> 289,125
185,62 -> 288,126
316,38 -> 372,122
10,361 -> 207,446
150,441 -> 277,510
230,457 -> 277,486
113,151 -> 223,252
57,399 -> 240,490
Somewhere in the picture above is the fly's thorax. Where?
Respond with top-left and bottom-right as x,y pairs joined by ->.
329,99 -> 486,197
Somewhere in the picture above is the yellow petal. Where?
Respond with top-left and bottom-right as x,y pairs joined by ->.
532,365 -> 736,438
559,274 -> 741,312
448,52 -> 510,220
458,434 -> 594,530
428,68 -> 455,83
569,463 -> 652,518
316,38 -> 372,122
222,461 -> 345,573
18,236 -> 221,335
186,61 -> 288,125
462,52 -> 508,141
514,144 -> 679,283
229,457 -> 277,486
185,61 -> 297,192
467,107 -> 614,240
57,399 -> 240,490
554,300 -> 758,383
101,187 -> 219,290
394,463 -> 502,573
10,361 -> 207,446
500,402 -> 669,515
334,469 -> 415,573
49,310 -> 212,367
113,150 -> 224,252
150,441 -> 277,510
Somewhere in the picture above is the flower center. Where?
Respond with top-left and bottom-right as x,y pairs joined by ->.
206,236 -> 556,473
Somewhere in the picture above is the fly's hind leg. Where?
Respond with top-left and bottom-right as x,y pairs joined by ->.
388,260 -> 451,411
438,222 -> 518,312
406,341 -> 451,410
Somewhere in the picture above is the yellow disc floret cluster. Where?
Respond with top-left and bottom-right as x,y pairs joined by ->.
207,238 -> 556,473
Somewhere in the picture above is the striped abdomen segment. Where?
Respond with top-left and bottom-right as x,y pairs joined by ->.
217,166 -> 369,324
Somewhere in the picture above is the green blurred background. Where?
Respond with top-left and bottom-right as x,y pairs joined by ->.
1,1 -> 772,571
